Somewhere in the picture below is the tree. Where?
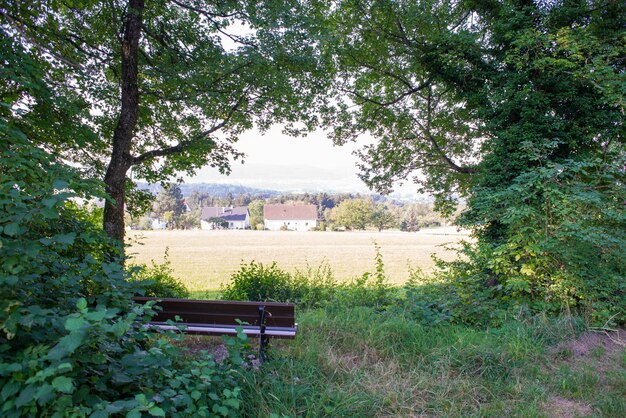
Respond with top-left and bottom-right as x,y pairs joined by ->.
320,0 -> 625,321
371,203 -> 396,232
2,0 -> 329,248
177,209 -> 201,230
153,184 -> 185,219
329,199 -> 373,230
248,199 -> 265,229
207,216 -> 228,230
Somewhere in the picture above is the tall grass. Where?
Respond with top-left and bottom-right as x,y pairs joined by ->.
211,247 -> 625,417
233,309 -> 626,417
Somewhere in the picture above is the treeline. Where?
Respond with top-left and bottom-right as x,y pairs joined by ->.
128,184 -> 455,232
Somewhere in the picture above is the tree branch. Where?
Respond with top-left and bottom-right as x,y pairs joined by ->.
343,80 -> 431,107
411,113 -> 477,175
131,89 -> 249,165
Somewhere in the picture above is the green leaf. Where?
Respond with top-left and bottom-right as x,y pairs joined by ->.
65,316 -> 87,332
53,179 -> 69,189
111,320 -> 129,337
51,376 -> 74,393
48,330 -> 86,360
57,363 -> 73,373
148,406 -> 166,417
127,410 -> 142,418
1,380 -> 20,399
3,223 -> 20,236
85,310 -> 107,321
55,233 -> 76,245
76,298 -> 87,311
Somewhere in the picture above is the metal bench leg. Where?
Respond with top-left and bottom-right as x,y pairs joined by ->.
258,305 -> 268,362
259,334 -> 270,362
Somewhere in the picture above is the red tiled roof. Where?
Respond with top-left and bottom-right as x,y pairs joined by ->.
263,204 -> 317,221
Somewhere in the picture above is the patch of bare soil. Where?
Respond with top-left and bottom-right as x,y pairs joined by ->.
176,335 -> 263,367
542,395 -> 593,418
542,328 -> 625,417
561,329 -> 625,359
175,335 -> 230,362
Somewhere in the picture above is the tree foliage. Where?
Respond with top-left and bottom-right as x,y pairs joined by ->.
0,43 -> 246,414
248,199 -> 265,229
153,184 -> 185,219
1,0 -> 330,244
329,198 -> 374,230
319,0 -> 625,323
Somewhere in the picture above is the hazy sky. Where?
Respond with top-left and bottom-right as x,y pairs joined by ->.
185,126 -> 419,195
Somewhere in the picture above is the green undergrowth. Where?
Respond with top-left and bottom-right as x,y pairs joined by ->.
234,309 -> 625,417
206,248 -> 625,417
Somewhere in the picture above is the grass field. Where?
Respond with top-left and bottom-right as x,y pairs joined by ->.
127,227 -> 470,292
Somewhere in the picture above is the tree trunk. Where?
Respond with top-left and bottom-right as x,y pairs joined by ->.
103,0 -> 144,245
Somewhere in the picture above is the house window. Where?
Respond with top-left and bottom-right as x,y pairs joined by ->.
305,222 -> 308,226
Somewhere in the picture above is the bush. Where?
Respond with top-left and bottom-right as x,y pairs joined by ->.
0,107 -> 242,416
222,261 -> 293,302
291,261 -> 337,308
128,249 -> 189,298
332,243 -> 394,310
222,244 -> 395,311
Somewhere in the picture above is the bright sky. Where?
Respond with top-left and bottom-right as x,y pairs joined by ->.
185,127 -> 420,197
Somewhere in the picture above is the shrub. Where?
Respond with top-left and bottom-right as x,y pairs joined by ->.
291,261 -> 337,308
221,244 -> 396,310
394,268 -> 453,325
455,158 -> 626,326
222,261 -> 293,302
332,242 -> 394,310
128,249 -> 189,298
1,106 -> 242,416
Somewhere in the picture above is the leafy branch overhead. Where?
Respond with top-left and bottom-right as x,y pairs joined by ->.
1,0 -> 331,242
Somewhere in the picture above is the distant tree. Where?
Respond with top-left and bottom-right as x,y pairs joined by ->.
207,217 -> 228,230
371,204 -> 397,232
233,194 -> 251,206
186,191 -> 203,211
248,200 -> 265,228
162,211 -> 174,230
137,216 -> 153,231
330,199 -> 373,230
177,209 -> 201,230
153,184 -> 185,219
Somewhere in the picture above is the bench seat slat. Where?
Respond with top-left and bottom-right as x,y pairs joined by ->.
146,323 -> 297,339
148,312 -> 295,327
134,297 -> 297,341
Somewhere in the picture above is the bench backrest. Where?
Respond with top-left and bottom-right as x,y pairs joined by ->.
133,297 -> 295,328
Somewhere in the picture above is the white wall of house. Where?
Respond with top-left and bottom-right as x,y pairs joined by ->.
201,213 -> 250,230
151,219 -> 167,230
200,220 -> 216,230
265,219 -> 317,231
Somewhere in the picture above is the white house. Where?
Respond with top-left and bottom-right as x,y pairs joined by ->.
151,219 -> 167,230
264,204 -> 318,231
200,206 -> 250,230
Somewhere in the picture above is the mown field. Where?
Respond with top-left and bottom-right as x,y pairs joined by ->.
127,228 -> 470,292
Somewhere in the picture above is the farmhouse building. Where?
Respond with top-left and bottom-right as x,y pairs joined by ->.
264,204 -> 318,231
200,206 -> 250,230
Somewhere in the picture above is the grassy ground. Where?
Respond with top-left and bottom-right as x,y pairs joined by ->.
183,310 -> 626,417
127,228 -> 469,292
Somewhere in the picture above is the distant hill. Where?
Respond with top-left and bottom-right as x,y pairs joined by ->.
135,182 -> 282,198
135,181 -> 435,204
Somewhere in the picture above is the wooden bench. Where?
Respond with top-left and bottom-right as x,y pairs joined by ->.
133,297 -> 297,361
